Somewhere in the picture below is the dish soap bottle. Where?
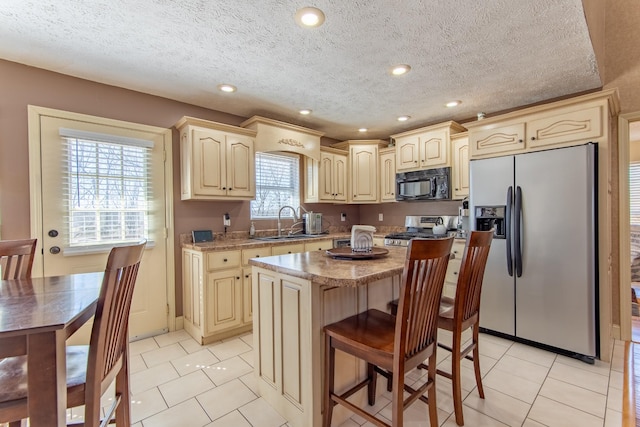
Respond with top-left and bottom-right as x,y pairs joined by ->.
250,222 -> 255,238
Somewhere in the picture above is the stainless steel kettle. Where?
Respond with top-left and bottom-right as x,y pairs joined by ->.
303,212 -> 323,234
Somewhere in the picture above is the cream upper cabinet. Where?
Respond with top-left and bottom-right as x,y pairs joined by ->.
176,116 -> 257,201
349,144 -> 378,202
451,133 -> 470,200
392,121 -> 465,172
379,147 -> 396,202
332,140 -> 388,204
319,149 -> 348,202
468,100 -> 607,159
304,148 -> 347,203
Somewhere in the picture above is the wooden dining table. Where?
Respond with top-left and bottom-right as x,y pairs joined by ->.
0,272 -> 103,427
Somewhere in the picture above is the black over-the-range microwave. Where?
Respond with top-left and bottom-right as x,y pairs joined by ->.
395,167 -> 451,201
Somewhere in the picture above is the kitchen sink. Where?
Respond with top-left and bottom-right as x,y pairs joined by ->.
254,234 -> 325,241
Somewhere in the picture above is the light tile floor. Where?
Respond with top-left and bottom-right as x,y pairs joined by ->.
6,329 -> 626,427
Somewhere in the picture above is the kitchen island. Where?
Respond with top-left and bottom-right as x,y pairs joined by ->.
249,247 -> 407,427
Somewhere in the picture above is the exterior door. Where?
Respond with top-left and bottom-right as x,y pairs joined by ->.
30,107 -> 173,341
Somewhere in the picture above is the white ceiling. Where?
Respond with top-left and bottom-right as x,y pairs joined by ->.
0,0 -> 601,140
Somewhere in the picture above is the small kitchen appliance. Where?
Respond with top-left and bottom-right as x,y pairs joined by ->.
384,215 -> 457,246
395,167 -> 451,201
303,212 -> 323,235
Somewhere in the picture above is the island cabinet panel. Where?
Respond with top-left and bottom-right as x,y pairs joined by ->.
252,261 -> 402,427
256,271 -> 277,385
254,269 -> 312,424
281,280 -> 304,405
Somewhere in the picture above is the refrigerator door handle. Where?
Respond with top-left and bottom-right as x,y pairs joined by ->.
515,185 -> 523,277
506,186 -> 513,277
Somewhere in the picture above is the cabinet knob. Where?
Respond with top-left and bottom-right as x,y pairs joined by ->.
236,276 -> 240,280
245,274 -> 249,278
223,258 -> 228,262
455,188 -> 459,190
256,255 -> 260,258
287,251 -> 292,254
530,137 -> 536,141
518,139 -> 523,143
222,187 -> 226,190
229,187 -> 233,190
453,272 -> 458,275
414,160 -> 418,163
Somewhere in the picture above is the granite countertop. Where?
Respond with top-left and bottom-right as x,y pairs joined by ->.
182,233 -> 390,251
248,246 -> 407,287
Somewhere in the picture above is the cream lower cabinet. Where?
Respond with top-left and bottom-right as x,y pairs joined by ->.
183,248 -> 255,344
303,239 -> 333,252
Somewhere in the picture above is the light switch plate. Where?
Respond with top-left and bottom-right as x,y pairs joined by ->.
378,213 -> 384,221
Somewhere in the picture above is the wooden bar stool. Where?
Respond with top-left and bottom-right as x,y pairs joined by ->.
435,230 -> 493,426
323,237 -> 454,427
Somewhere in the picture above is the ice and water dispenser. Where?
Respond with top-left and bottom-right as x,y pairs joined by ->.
475,206 -> 506,239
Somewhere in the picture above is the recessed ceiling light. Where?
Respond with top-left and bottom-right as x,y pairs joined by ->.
295,7 -> 325,28
299,109 -> 312,115
358,128 -> 368,132
217,84 -> 236,93
445,100 -> 461,108
397,115 -> 411,122
390,64 -> 411,76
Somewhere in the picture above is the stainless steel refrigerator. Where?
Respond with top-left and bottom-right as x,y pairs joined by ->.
470,143 -> 597,359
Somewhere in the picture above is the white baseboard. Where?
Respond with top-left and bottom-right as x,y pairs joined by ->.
175,315 -> 184,330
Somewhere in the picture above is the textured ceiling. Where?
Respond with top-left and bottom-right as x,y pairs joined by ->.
0,0 -> 601,140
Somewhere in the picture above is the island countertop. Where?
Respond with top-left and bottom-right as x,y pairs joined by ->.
248,246 -> 407,287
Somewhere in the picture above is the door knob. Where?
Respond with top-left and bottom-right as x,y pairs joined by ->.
49,246 -> 61,255
48,229 -> 59,238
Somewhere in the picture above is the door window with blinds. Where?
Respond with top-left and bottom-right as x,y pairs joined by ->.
251,152 -> 300,219
59,128 -> 152,253
632,163 -> 640,225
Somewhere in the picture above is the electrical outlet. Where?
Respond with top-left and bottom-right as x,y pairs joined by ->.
378,213 -> 384,221
340,213 -> 346,222
223,213 -> 231,226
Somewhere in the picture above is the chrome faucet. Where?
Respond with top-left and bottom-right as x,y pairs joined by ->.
277,205 -> 298,237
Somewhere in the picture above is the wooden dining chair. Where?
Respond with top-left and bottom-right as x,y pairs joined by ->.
0,240 -> 146,427
323,237 -> 453,427
0,239 -> 37,280
435,230 -> 493,426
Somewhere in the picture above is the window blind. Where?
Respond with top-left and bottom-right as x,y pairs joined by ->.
60,129 -> 152,250
631,163 -> 640,225
251,152 -> 300,219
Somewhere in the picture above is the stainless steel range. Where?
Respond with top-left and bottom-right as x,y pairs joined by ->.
384,215 -> 457,246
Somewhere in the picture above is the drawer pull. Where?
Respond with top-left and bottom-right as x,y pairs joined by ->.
223,258 -> 228,262
245,274 -> 249,278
